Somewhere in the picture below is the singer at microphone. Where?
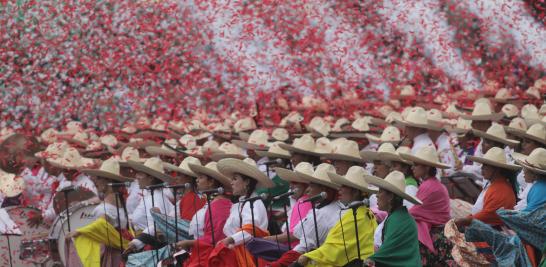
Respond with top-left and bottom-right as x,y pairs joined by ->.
271,188 -> 298,201
199,187 -> 224,195
146,182 -> 168,190
261,158 -> 284,166
303,192 -> 327,203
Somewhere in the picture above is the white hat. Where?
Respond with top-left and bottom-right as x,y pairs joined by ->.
82,158 -> 132,182
502,104 -> 520,118
328,166 -> 378,194
117,147 -> 148,165
515,147 -> 546,175
526,86 -> 541,100
233,117 -> 257,133
275,162 -> 313,184
232,130 -> 270,150
394,107 -> 442,131
127,157 -> 174,183
178,134 -> 198,150
400,146 -> 450,169
360,142 -> 397,162
467,147 -> 521,171
189,162 -> 233,191
364,171 -> 422,205
47,147 -> 96,170
279,134 -> 319,156
163,156 -> 202,178
472,123 -> 519,146
365,126 -> 401,144
445,118 -> 472,135
217,158 -> 274,188
256,142 -> 291,159
505,117 -> 528,135
210,142 -> 246,161
332,118 -> 351,132
508,123 -> 546,145
306,117 -> 331,137
296,163 -> 339,189
271,128 -> 289,142
279,112 -> 304,128
322,139 -> 364,163
314,137 -> 335,154
0,169 -> 25,197
461,102 -> 503,121
35,142 -> 69,159
521,104 -> 541,125
145,139 -> 179,158
39,128 -> 59,144
493,88 -> 518,103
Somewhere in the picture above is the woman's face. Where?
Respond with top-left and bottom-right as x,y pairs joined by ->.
411,163 -> 428,179
523,168 -> 538,183
376,189 -> 393,212
172,173 -> 192,186
338,185 -> 357,205
481,164 -> 496,180
290,182 -> 307,199
230,173 -> 249,196
521,138 -> 540,156
482,139 -> 501,154
373,160 -> 390,178
305,183 -> 323,197
332,160 -> 352,176
136,171 -> 154,189
120,166 -> 136,179
90,176 -> 109,197
196,174 -> 215,191
291,153 -> 312,167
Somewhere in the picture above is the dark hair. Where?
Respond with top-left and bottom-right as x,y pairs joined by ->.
351,187 -> 365,202
499,168 -> 519,198
389,194 -> 404,213
427,166 -> 437,177
204,174 -> 223,190
242,174 -> 258,199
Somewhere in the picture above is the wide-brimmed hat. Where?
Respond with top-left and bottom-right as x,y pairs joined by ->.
472,123 -> 519,146
504,117 -> 528,135
314,137 -> 335,155
461,102 -> 503,121
163,156 -> 202,178
394,107 -> 442,131
322,139 -> 364,163
82,158 -> 132,182
233,117 -> 257,133
328,166 -> 378,194
426,109 -> 445,129
145,139 -> 179,158
360,143 -> 397,162
232,130 -> 270,151
521,104 -> 541,125
60,132 -> 90,147
39,128 -> 59,144
493,88 -> 518,103
47,147 -> 97,170
468,147 -> 521,171
445,118 -> 472,136
274,162 -> 313,184
332,118 -> 351,132
178,134 -> 198,150
0,168 -> 25,197
365,126 -> 401,144
189,162 -> 232,191
271,128 -> 289,142
217,158 -> 274,188
515,148 -> 546,175
295,163 -> 339,189
181,140 -> 221,158
279,112 -> 304,128
256,142 -> 291,159
305,116 -> 331,137
400,146 -> 450,169
508,123 -> 546,145
329,118 -> 372,138
364,171 -> 422,205
501,104 -> 520,119
210,142 -> 246,161
126,157 -> 174,183
35,142 -> 69,159
116,147 -> 148,167
279,134 -> 319,156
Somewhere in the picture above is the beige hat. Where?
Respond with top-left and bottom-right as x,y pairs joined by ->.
47,147 -> 96,170
360,143 -> 397,162
274,162 -> 313,184
35,142 -> 69,159
178,134 -> 198,150
182,140 -> 221,158
505,117 -> 528,134
426,109 -> 444,128
322,139 -> 364,163
501,104 -> 520,118
394,146 -> 414,165
210,142 -> 246,161
328,166 -> 378,194
135,116 -> 152,129
271,128 -> 289,142
306,117 -> 331,137
145,139 -> 179,157
168,120 -> 186,133
233,117 -> 257,133
332,118 -> 351,132
398,84 -> 416,97
279,134 -> 319,156
256,141 -> 291,159
217,158 -> 274,188
121,125 -> 138,134
163,156 -> 202,178
521,104 -> 541,125
467,147 -> 521,171
232,130 -> 270,151
99,135 -> 118,147
461,102 -> 503,121
441,103 -> 462,118
445,118 -> 472,135
314,137 -> 335,154
40,128 -> 59,144
365,126 -> 401,144
539,104 -> 546,116
295,163 -> 339,189
279,112 -> 304,128
189,162 -> 232,191
364,171 -> 422,205
394,107 -> 442,131
61,132 -> 90,147
526,86 -> 541,100
127,157 -> 174,183
400,146 -> 450,169
117,147 -> 148,165
493,88 -> 518,103
508,123 -> 546,145
328,118 -> 372,138
515,147 -> 546,175
385,112 -> 403,124
472,123 -> 519,146
351,117 -> 372,132
210,122 -> 232,134
64,121 -> 84,134
82,158 -> 132,182
0,169 -> 25,197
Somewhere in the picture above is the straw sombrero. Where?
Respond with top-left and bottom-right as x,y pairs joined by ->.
504,117 -> 528,135
360,143 -> 398,162
322,139 -> 364,163
461,102 -> 503,121
394,107 -> 442,131
126,157 -> 174,183
274,162 -> 313,184
47,147 -> 97,170
472,123 -> 519,146
521,104 -> 541,125
515,148 -> 546,175
233,117 -> 257,133
279,134 -> 319,156
210,142 -> 246,161
493,88 -> 518,103
328,166 -> 378,194
501,104 -> 520,119
189,162 -> 232,191
116,146 -> 148,168
271,128 -> 290,142
82,158 -> 132,182
232,129 -> 270,151
217,158 -> 274,188
255,142 -> 291,160
314,137 -> 335,155
0,168 -> 25,197
305,116 -> 331,137
35,142 -> 70,159
163,156 -> 202,178
364,171 -> 422,205
399,146 -> 450,169
467,147 -> 521,171
445,118 -> 472,135
365,126 -> 401,144
508,123 -> 546,145
145,139 -> 179,158
295,163 -> 339,189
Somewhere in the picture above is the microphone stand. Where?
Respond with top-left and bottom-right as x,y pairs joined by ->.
114,191 -> 124,253
2,233 -> 19,267
148,187 -> 160,264
351,206 -> 362,264
172,187 -> 179,244
311,201 -> 320,248
248,197 -> 259,266
62,188 -> 74,232
283,200 -> 291,250
205,193 -> 216,247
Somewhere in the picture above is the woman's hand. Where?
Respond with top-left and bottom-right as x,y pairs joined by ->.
296,255 -> 309,266
217,237 -> 235,248
175,240 -> 194,251
65,231 -> 80,240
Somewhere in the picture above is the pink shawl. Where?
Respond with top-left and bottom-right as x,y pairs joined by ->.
289,195 -> 312,247
409,178 -> 451,253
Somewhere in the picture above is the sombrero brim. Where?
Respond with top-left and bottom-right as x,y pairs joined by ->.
329,132 -> 369,139
460,113 -> 504,121
327,172 -> 378,194
81,169 -> 133,182
321,153 -> 365,163
493,97 -> 520,103
255,150 -> 291,160
217,158 -> 274,189
295,170 -> 339,189
504,127 -> 527,136
210,153 -> 246,161
163,162 -> 197,178
364,133 -> 400,144
399,152 -> 450,169
278,143 -> 320,157
188,163 -> 232,191
274,167 -> 307,183
363,175 -> 422,205
505,129 -> 546,145
145,146 -> 177,157
471,129 -> 519,146
126,160 -> 174,183
515,159 -> 546,175
231,139 -> 270,151
466,156 -> 521,171
393,118 -> 442,131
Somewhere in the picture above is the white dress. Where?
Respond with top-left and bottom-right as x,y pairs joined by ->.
223,193 -> 268,246
292,201 -> 343,253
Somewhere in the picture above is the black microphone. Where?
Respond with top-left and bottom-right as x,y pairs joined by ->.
199,187 -> 224,195
261,158 -> 283,165
342,199 -> 370,210
167,183 -> 191,190
146,183 -> 168,190
108,182 -> 132,187
58,185 -> 76,192
272,188 -> 298,201
303,192 -> 327,203
240,193 -> 268,203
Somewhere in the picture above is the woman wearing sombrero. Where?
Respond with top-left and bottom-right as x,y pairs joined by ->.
279,134 -> 322,167
364,170 -> 422,266
514,148 -> 546,212
64,158 -> 134,266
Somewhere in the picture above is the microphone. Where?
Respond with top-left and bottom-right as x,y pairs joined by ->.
272,188 -> 298,201
108,182 -> 132,187
303,192 -> 327,203
240,193 -> 268,203
342,199 -> 370,210
261,158 -> 283,165
167,183 -> 191,190
146,183 -> 168,190
199,187 -> 224,195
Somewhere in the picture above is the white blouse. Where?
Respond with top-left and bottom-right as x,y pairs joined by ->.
92,202 -> 128,229
130,188 -> 174,235
223,193 -> 268,246
189,202 -> 207,239
292,201 -> 343,253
